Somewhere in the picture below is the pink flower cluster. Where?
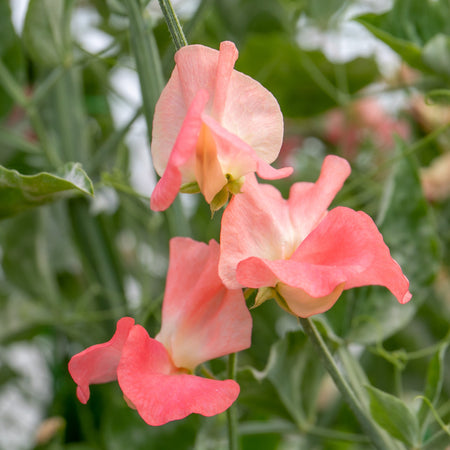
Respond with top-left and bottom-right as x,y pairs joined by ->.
69,41 -> 411,426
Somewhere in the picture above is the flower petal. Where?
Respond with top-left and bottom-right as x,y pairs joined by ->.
278,282 -> 345,318
219,175 -> 298,289
118,325 -> 240,426
236,257 -> 350,297
150,90 -> 209,211
288,155 -> 351,240
202,115 -> 292,181
195,123 -> 227,203
222,68 -> 284,165
212,41 -> 239,120
156,237 -> 252,370
68,317 -> 135,404
296,206 -> 412,304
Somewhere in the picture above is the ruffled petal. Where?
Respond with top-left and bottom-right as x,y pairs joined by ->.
68,317 -> 135,404
236,257 -> 351,297
297,206 -> 411,304
150,90 -> 209,211
156,237 -> 252,370
219,175 -> 299,289
288,155 -> 351,240
118,325 -> 240,426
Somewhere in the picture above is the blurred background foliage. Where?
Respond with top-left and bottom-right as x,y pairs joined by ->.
0,0 -> 449,449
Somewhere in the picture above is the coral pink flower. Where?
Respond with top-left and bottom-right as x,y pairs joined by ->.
69,238 -> 252,425
219,155 -> 411,318
150,41 -> 292,212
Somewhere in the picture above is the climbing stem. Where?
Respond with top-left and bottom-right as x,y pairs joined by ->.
299,317 -> 397,450
226,353 -> 239,450
158,0 -> 188,50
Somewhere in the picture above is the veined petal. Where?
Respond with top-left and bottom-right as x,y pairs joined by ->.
297,207 -> 411,304
118,325 -> 240,426
156,237 -> 252,370
222,70 -> 284,165
68,317 -> 135,404
150,90 -> 209,211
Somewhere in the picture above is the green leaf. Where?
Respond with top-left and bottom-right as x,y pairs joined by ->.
356,0 -> 450,73
240,329 -> 323,425
423,34 -> 450,78
22,0 -> 73,67
237,34 -> 379,118
345,144 -> 440,344
0,162 -> 94,219
365,385 -> 420,446
356,17 -> 428,72
418,343 -> 449,426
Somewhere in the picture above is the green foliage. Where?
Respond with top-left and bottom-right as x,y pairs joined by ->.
0,0 -> 449,449
366,385 -> 419,446
356,0 -> 450,76
0,163 -> 94,218
23,0 -> 74,67
418,343 -> 448,427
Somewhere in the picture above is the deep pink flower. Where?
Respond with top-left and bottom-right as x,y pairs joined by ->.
69,238 -> 252,425
150,41 -> 292,211
219,155 -> 411,318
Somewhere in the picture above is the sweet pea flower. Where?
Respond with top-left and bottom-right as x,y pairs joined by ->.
150,41 -> 292,212
68,237 -> 252,425
219,155 -> 411,318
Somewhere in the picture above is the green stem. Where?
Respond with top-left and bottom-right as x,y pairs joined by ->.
158,0 -> 188,50
227,353 -> 239,450
299,317 -> 397,450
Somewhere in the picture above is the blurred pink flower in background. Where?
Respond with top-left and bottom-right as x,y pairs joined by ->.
69,238 -> 252,425
219,155 -> 411,317
324,97 -> 410,159
150,41 -> 292,211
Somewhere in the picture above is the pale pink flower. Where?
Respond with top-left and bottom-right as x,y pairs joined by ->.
219,155 -> 411,318
69,238 -> 252,425
150,41 -> 292,211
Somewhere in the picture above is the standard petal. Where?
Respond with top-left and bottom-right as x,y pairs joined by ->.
118,325 -> 240,426
288,155 -> 351,240
295,206 -> 411,304
156,237 -> 252,370
68,317 -> 135,404
150,90 -> 209,211
219,175 -> 299,289
221,70 -> 284,165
